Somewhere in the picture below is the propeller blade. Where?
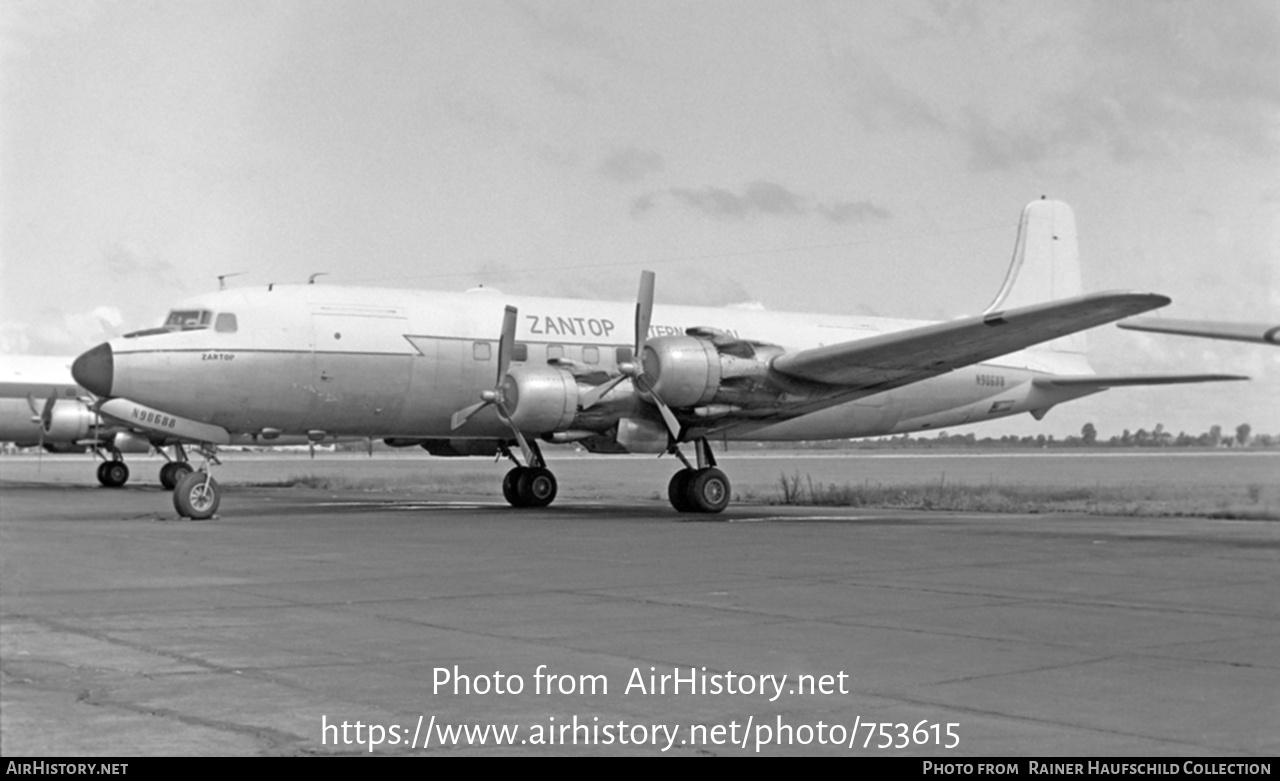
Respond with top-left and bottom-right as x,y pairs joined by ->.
578,373 -> 629,410
41,395 -> 57,432
654,395 -> 681,439
635,270 -> 655,358
581,271 -> 654,412
450,401 -> 488,430
496,305 -> 517,383
451,305 -> 519,429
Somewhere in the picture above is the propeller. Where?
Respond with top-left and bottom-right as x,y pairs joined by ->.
449,305 -> 537,465
25,392 -> 56,466
579,271 -> 681,439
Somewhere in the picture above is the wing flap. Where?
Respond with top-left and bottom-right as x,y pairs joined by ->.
771,291 -> 1170,388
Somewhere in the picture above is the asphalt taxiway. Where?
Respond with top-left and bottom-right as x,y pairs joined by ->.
2,477 -> 1277,756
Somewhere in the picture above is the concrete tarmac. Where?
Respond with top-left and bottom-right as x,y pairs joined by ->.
2,474 -> 1277,756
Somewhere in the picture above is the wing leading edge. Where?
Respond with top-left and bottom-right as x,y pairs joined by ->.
771,291 -> 1172,389
1033,374 -> 1247,389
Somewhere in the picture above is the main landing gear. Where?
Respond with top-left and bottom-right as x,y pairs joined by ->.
493,435 -> 730,514
499,441 -> 558,508
96,458 -> 130,488
171,445 -> 221,520
666,438 -> 731,514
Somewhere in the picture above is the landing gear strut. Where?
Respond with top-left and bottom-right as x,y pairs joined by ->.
667,438 -> 731,514
499,441 -> 558,508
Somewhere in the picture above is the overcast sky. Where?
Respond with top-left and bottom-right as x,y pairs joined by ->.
2,0 -> 1276,438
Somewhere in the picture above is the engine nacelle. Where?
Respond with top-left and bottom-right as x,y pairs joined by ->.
43,400 -> 95,442
641,336 -> 721,407
641,335 -> 780,409
502,366 -> 579,434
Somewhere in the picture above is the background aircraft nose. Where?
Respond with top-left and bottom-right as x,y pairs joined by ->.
72,343 -> 114,397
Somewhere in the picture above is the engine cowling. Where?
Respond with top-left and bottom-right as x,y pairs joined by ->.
641,336 -> 721,407
502,366 -> 579,434
43,400 -> 95,441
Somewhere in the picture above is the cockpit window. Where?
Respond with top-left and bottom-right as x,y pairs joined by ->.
124,309 -> 217,339
215,313 -> 238,333
165,310 -> 212,330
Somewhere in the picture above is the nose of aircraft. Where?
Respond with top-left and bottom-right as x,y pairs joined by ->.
73,342 -> 114,397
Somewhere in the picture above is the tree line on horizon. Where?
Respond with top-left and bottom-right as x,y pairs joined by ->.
747,422 -> 1275,451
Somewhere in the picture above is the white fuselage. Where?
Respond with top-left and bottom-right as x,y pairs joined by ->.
100,284 -> 1101,445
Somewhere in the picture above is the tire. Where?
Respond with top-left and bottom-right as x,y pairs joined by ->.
159,462 -> 193,490
173,471 -> 220,520
98,461 -> 129,488
518,467 -> 557,508
686,468 -> 731,514
503,467 -> 528,507
668,469 -> 694,512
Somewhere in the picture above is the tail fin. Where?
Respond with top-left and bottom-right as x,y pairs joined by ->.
985,198 -> 1085,355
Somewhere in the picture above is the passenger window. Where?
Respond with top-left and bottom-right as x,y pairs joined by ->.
616,347 -> 633,363
473,342 -> 492,361
512,344 -> 528,362
582,346 -> 599,364
215,313 -> 238,333
547,344 -> 564,360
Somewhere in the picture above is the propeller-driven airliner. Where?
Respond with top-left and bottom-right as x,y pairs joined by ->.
0,354 -> 184,486
70,199 -> 1247,519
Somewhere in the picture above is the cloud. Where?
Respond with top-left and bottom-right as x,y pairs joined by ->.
829,52 -> 946,133
2,305 -> 124,355
510,1 -> 628,65
825,3 -> 1279,168
598,147 -> 664,183
961,2 -> 1280,168
656,180 -> 890,225
101,243 -> 179,283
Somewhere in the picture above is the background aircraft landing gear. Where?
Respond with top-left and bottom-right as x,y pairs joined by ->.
159,443 -> 193,489
97,460 -> 129,488
668,467 -> 730,513
159,461 -> 193,490
502,465 -> 557,508
173,470 -> 220,520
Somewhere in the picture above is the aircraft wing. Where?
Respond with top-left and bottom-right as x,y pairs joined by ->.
770,291 -> 1171,389
1118,318 -> 1280,346
1032,374 -> 1248,388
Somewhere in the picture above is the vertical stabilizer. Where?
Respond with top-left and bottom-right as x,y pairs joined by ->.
985,199 -> 1085,355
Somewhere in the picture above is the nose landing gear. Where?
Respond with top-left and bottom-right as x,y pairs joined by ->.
172,445 -> 222,520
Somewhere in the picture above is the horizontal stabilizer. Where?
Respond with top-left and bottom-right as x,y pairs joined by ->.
1118,318 -> 1280,346
1033,374 -> 1248,389
771,291 -> 1170,389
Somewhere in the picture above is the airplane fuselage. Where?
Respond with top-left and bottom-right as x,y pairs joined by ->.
91,284 -> 1098,447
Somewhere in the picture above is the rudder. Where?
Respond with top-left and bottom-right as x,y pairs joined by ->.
985,198 -> 1085,354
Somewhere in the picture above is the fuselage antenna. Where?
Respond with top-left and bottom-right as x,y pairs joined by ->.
218,271 -> 247,290
308,273 -> 329,284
